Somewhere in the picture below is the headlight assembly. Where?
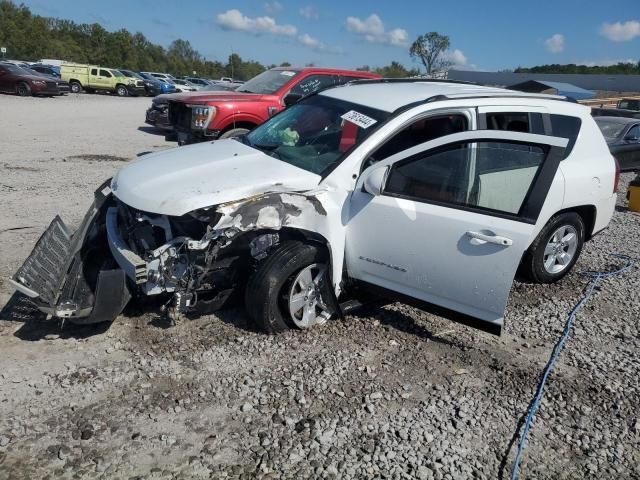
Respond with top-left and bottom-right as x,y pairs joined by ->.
190,105 -> 215,130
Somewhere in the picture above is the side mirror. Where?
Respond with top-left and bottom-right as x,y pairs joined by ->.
283,93 -> 303,107
363,166 -> 387,196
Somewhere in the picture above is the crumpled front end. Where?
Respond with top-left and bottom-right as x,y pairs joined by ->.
10,181 -> 131,324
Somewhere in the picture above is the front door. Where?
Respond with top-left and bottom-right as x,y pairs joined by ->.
346,130 -> 568,334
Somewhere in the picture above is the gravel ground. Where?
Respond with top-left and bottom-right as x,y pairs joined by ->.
0,94 -> 639,480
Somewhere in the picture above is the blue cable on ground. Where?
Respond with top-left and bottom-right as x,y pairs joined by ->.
510,253 -> 636,480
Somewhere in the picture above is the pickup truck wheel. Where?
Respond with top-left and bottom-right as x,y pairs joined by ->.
16,82 -> 31,97
116,85 -> 128,97
520,212 -> 585,284
245,241 -> 331,333
219,128 -> 250,139
69,81 -> 82,94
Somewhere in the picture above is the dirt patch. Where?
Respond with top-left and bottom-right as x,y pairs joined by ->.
66,154 -> 128,162
2,164 -> 42,172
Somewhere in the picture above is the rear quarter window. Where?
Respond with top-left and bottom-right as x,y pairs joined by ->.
549,114 -> 581,158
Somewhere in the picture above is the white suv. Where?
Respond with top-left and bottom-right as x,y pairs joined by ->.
10,80 -> 618,335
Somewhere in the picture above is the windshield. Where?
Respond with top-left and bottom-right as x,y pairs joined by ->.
1,64 -> 27,74
111,70 -> 125,77
244,95 -> 389,175
120,70 -> 142,79
595,119 -> 627,139
237,69 -> 300,94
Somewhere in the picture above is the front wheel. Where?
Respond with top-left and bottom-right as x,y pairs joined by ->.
16,82 -> 31,96
245,241 -> 332,333
116,85 -> 128,97
219,128 -> 250,140
520,212 -> 585,283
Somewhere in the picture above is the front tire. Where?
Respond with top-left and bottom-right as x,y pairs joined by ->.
116,85 -> 128,97
520,212 -> 585,283
219,127 -> 250,140
245,241 -> 331,333
16,82 -> 31,96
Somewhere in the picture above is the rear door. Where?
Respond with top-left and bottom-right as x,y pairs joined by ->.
346,130 -> 568,334
0,65 -> 11,92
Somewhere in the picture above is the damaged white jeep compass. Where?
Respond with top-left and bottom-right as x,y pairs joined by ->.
10,79 -> 618,335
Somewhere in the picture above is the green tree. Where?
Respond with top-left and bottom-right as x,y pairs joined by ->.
374,61 -> 420,78
409,32 -> 451,74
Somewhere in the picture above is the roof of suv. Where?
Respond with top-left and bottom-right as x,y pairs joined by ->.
320,79 -> 569,113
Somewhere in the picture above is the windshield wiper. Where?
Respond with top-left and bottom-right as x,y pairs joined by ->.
251,142 -> 279,150
251,142 -> 283,159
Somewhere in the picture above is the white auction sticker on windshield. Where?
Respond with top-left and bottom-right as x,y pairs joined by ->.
341,110 -> 377,129
280,71 -> 296,77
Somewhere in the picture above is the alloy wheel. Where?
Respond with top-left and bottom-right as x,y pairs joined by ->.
543,225 -> 578,274
287,263 -> 331,328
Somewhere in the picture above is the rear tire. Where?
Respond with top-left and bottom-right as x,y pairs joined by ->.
70,81 -> 82,94
219,127 -> 250,139
520,212 -> 585,284
16,82 -> 31,97
245,241 -> 330,333
116,85 -> 128,97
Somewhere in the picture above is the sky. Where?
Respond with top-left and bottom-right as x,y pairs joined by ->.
22,0 -> 640,71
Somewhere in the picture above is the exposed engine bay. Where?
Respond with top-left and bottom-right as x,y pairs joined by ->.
107,196 -> 280,320
10,178 -> 336,327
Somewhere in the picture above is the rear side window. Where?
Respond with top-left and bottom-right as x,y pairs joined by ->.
485,112 -> 544,134
290,75 -> 335,96
91,68 -> 98,75
484,111 -> 581,159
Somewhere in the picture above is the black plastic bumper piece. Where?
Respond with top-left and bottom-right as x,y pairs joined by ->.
11,179 -> 131,324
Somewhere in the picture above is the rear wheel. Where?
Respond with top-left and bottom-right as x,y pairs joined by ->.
520,212 -> 585,283
16,82 -> 31,97
219,127 -> 250,140
245,241 -> 331,333
70,81 -> 82,94
116,85 -> 128,97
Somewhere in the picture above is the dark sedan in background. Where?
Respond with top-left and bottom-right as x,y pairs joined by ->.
0,62 -> 69,96
595,116 -> 640,171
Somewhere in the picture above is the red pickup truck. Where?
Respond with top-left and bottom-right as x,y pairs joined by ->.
167,67 -> 381,144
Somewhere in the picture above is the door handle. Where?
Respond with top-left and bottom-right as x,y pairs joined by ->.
466,231 -> 513,246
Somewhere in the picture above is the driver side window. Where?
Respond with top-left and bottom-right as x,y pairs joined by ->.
290,75 -> 335,96
372,114 -> 469,163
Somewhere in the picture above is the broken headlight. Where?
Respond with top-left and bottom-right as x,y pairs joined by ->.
190,105 -> 215,130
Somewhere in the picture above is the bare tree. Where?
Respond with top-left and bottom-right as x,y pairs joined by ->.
409,32 -> 451,75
